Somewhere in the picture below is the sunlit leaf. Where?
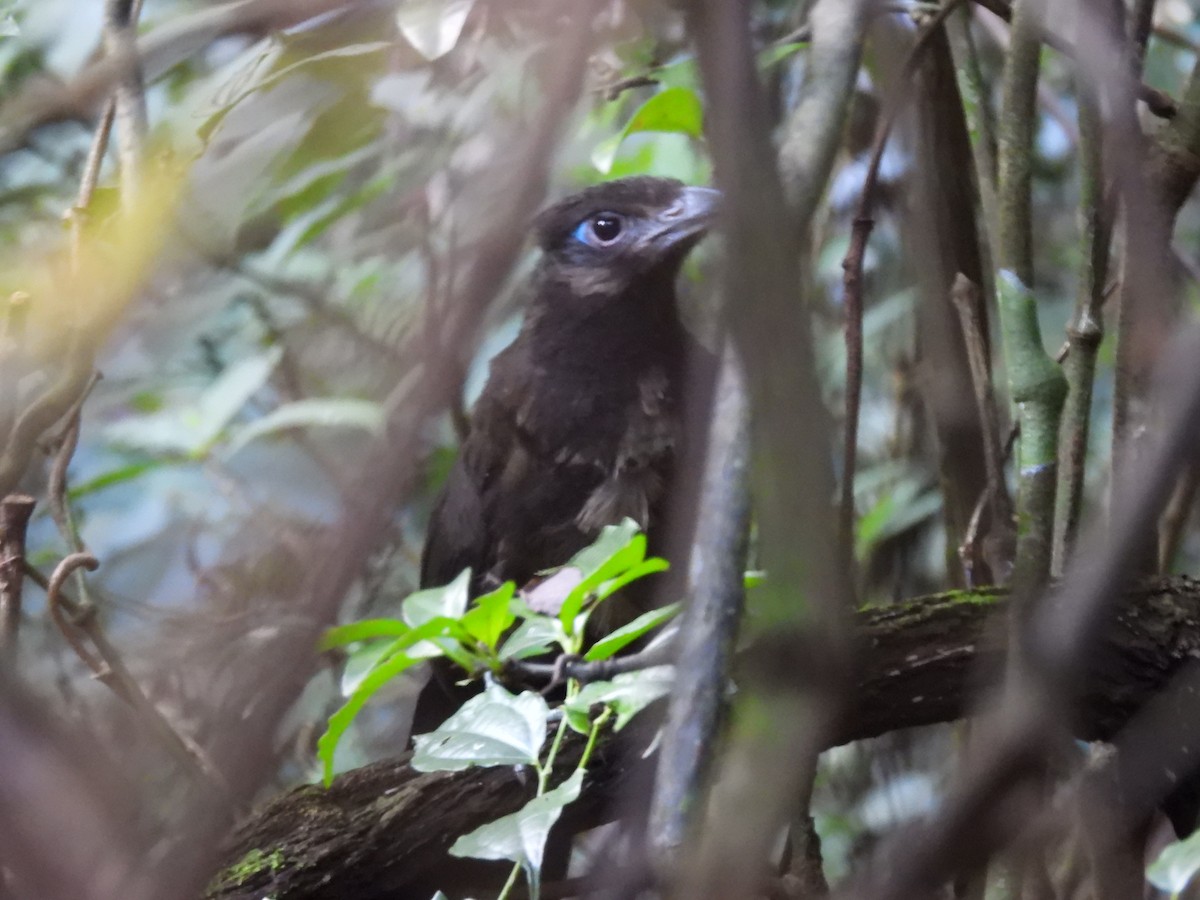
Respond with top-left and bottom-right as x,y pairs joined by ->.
564,666 -> 674,730
223,397 -> 385,457
339,638 -> 401,696
744,570 -> 766,589
404,569 -> 472,627
584,603 -> 680,662
855,482 -> 941,562
593,87 -> 704,173
566,519 -> 644,577
397,0 -> 476,61
1148,828 -> 1200,893
592,557 -> 669,604
558,520 -> 646,626
461,582 -> 517,650
412,682 -> 549,772
498,618 -> 560,661
11,160 -> 187,352
320,619 -> 411,651
317,615 -> 476,784
449,769 -> 583,874
104,348 -> 283,456
758,41 -> 806,69
318,647 -> 423,785
67,459 -> 169,499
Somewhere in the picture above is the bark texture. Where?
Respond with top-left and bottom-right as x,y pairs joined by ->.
209,577 -> 1200,900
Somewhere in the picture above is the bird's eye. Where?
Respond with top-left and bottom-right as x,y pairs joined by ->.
572,213 -> 624,247
590,214 -> 622,243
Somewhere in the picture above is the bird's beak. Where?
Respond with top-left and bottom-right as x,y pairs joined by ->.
652,186 -> 721,252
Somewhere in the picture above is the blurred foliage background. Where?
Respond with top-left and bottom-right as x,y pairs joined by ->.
3,0 -> 1200,887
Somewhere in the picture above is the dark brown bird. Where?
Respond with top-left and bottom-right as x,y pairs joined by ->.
420,176 -> 719,599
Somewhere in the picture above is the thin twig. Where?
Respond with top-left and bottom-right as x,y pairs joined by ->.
510,641 -> 676,687
1127,0 -> 1157,76
0,329 -> 95,498
40,554 -> 230,796
44,553 -> 106,676
102,0 -> 149,210
65,0 -> 146,260
66,103 -> 115,263
47,372 -> 101,554
838,0 -> 971,598
1158,463 -> 1199,572
0,494 -> 36,656
952,276 -> 1015,584
1051,64 -> 1109,577
973,0 -> 1177,118
959,426 -> 1019,586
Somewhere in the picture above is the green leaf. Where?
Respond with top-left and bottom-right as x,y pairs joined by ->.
412,682 -> 549,772
584,603 -> 680,662
318,647 -> 423,785
498,618 -> 560,661
67,459 -> 170,499
563,705 -> 592,735
105,348 -> 282,456
624,86 -> 704,137
855,482 -> 941,561
559,520 -> 646,627
461,581 -> 516,650
317,615 -> 471,784
564,666 -> 674,730
1148,827 -> 1200,893
567,519 -> 644,576
320,618 -> 410,651
397,0 -> 476,60
449,769 -> 584,875
757,41 -> 806,70
280,169 -> 393,254
339,638 -> 401,696
404,569 -> 472,627
223,398 -> 384,457
592,557 -> 669,604
744,570 -> 766,589
593,87 -> 703,173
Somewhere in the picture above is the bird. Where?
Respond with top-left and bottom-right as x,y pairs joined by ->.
419,176 -> 720,607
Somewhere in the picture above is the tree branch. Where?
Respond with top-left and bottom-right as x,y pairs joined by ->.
208,577 -> 1200,900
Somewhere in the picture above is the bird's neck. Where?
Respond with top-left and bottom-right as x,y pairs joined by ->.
525,274 -> 686,377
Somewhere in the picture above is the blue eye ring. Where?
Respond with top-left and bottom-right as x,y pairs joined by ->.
572,212 -> 623,246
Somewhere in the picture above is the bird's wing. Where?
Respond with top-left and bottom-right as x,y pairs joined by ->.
419,342 -> 531,590
419,454 -> 488,590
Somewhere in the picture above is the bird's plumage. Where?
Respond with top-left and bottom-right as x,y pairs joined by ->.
420,176 -> 718,603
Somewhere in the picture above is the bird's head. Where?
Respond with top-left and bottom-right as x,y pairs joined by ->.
533,177 -> 719,300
